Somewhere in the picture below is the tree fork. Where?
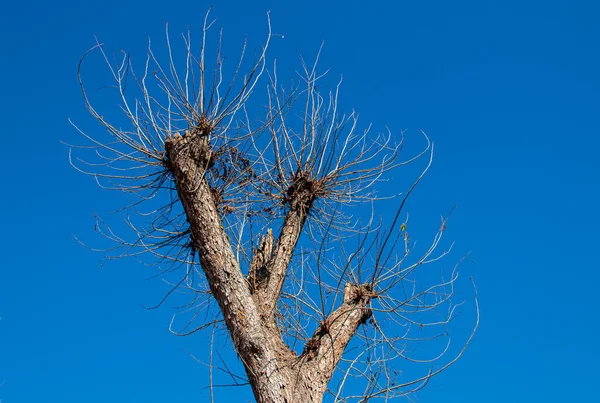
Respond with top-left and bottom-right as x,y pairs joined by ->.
165,132 -> 297,402
164,131 -> 373,402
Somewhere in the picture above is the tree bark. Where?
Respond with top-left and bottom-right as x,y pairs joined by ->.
164,131 -> 373,402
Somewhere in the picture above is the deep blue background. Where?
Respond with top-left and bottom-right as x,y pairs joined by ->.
1,0 -> 599,401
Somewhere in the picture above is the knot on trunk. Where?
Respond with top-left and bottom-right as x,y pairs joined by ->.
343,283 -> 375,326
192,115 -> 214,137
283,169 -> 325,213
164,116 -> 215,175
343,283 -> 377,304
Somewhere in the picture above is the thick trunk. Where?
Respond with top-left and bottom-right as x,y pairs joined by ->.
164,131 -> 372,402
165,133 -> 292,401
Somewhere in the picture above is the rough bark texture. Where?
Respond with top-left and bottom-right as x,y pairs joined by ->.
164,130 -> 372,403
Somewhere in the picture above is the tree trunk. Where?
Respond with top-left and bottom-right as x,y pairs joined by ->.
165,131 -> 373,402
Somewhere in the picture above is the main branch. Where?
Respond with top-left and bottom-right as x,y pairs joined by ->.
165,129 -> 296,402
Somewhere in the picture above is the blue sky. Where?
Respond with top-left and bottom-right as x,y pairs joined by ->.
1,0 -> 599,402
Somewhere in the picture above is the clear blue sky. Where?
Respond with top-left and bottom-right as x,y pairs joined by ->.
1,0 -> 599,402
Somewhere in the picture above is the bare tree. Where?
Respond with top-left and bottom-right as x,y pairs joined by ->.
70,11 -> 478,403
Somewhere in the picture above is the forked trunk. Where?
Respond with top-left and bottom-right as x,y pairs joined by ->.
165,131 -> 373,403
